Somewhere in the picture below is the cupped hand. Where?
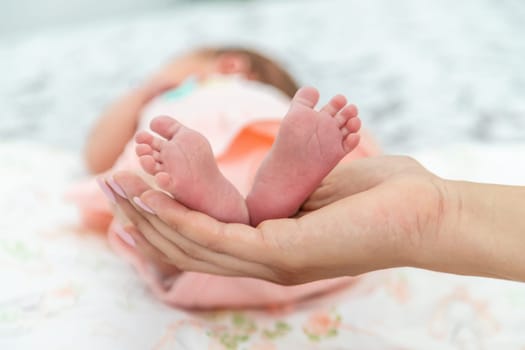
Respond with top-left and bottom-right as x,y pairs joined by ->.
106,156 -> 450,285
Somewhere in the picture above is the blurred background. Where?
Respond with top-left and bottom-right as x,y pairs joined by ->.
1,0 -> 524,154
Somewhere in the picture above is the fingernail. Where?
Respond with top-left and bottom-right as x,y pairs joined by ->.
107,177 -> 127,198
113,224 -> 136,247
133,196 -> 156,214
96,177 -> 116,204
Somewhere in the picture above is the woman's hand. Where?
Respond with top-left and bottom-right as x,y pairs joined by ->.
104,156 -> 451,284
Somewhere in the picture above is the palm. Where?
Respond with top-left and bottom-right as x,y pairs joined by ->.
111,156 -> 446,285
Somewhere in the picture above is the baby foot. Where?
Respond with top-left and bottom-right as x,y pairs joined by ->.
246,86 -> 361,226
135,116 -> 249,224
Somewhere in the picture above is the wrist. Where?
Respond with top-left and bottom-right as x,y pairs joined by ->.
400,175 -> 459,272
412,179 -> 525,281
133,84 -> 162,103
416,179 -> 493,277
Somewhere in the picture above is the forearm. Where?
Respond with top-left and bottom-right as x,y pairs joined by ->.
84,87 -> 154,174
416,180 -> 525,281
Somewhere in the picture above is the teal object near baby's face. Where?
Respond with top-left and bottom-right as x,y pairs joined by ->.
161,76 -> 199,101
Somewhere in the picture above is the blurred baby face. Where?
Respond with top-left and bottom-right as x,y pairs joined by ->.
173,52 -> 253,81
171,53 -> 217,79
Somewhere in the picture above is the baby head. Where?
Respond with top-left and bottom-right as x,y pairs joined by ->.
174,46 -> 299,98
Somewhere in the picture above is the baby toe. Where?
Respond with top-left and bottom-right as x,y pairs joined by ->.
292,86 -> 320,108
136,144 -> 153,157
320,94 -> 347,117
155,172 -> 173,192
342,133 -> 360,153
334,104 -> 358,127
135,131 -> 153,144
344,115 -> 362,133
139,155 -> 158,175
150,116 -> 183,140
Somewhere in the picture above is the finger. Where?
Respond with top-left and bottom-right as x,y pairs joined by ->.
104,174 -> 165,251
105,181 -> 231,276
111,172 -> 263,260
111,171 -> 153,198
115,223 -> 170,263
110,172 -> 289,281
119,195 -> 278,280
140,189 -> 293,265
109,174 -> 279,279
140,204 -> 279,280
136,219 -> 275,279
107,190 -> 189,277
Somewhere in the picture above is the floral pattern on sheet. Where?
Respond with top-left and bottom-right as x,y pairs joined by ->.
302,309 -> 341,341
153,310 -> 344,350
2,143 -> 525,350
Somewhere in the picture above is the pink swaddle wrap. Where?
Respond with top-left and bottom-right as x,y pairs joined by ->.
68,76 -> 381,308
